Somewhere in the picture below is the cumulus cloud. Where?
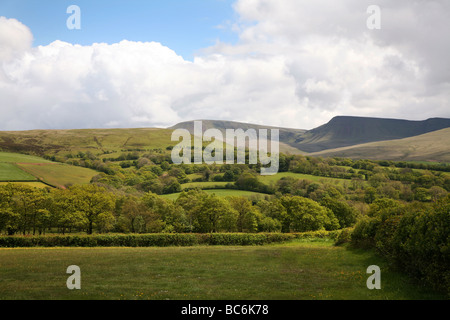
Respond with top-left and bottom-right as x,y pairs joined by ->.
0,1 -> 449,131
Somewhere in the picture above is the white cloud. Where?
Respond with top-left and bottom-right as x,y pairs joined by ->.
0,1 -> 449,131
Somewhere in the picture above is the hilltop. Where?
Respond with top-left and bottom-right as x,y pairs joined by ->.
291,116 -> 450,152
309,127 -> 450,162
169,116 -> 450,159
0,115 -> 449,162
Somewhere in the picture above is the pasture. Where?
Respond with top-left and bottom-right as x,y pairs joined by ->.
161,189 -> 270,201
16,163 -> 98,188
0,152 -> 52,164
0,163 -> 37,181
258,172 -> 350,185
0,240 -> 444,300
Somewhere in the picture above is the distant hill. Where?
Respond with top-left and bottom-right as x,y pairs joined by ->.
0,116 -> 449,162
170,119 -> 306,154
292,116 -> 450,152
309,127 -> 450,162
169,117 -> 450,155
0,128 -> 176,156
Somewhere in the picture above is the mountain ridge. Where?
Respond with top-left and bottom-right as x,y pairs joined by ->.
170,116 -> 450,154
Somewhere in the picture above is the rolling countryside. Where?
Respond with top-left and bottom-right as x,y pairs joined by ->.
0,115 -> 449,301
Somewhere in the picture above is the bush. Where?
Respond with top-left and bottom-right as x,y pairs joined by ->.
350,196 -> 450,295
334,228 -> 354,246
0,233 -> 296,248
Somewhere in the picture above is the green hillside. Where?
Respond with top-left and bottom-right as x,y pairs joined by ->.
0,151 -> 99,188
294,116 -> 450,152
0,128 -> 176,157
17,163 -> 98,188
309,127 -> 450,162
168,116 -> 450,156
0,116 -> 449,163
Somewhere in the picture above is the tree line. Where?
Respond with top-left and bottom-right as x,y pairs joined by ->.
0,183 -> 358,236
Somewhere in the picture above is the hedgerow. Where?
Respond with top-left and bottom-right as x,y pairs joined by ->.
0,233 -> 299,248
348,195 -> 450,295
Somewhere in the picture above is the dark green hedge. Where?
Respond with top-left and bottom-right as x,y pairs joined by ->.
0,233 -> 300,248
349,196 -> 450,295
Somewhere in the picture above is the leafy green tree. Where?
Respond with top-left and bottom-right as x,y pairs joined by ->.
414,187 -> 431,202
121,197 -> 156,233
69,184 -> 116,234
257,199 -> 287,232
177,191 -> 238,233
320,197 -> 358,228
143,192 -> 187,232
227,196 -> 259,233
280,196 -> 339,232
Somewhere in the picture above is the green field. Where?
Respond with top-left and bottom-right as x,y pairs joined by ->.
162,189 -> 269,201
17,163 -> 98,188
0,182 -> 50,189
258,172 -> 349,185
0,152 -> 52,164
181,181 -> 230,189
0,163 -> 37,181
0,240 -> 443,300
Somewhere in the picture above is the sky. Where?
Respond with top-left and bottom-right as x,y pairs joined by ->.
0,0 -> 449,130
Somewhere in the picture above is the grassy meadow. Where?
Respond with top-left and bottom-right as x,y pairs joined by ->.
258,171 -> 350,186
16,163 -> 98,188
0,152 -> 52,164
161,189 -> 269,201
0,239 -> 444,300
0,151 -> 97,188
0,163 -> 37,181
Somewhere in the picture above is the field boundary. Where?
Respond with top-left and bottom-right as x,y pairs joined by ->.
0,231 -> 341,248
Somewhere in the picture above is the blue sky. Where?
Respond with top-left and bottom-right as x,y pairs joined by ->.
0,0 -> 238,60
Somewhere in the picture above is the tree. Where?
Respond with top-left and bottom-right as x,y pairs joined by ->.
181,192 -> 238,233
142,192 -> 187,232
69,184 -> 116,234
257,199 -> 287,232
280,195 -> 339,232
227,196 -> 259,233
429,186 -> 447,202
320,197 -> 358,228
120,197 -> 156,233
51,189 -> 83,234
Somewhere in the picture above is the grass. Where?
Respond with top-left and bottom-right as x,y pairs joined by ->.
0,152 -> 52,164
16,163 -> 98,188
0,239 -> 444,300
258,172 -> 349,186
161,189 -> 270,201
181,181 -> 230,189
0,163 -> 37,181
0,182 -> 50,189
0,128 -> 177,158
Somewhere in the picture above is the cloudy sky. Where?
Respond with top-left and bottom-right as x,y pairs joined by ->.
0,0 -> 449,131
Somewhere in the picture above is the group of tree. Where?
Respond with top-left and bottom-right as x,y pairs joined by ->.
0,183 -> 359,236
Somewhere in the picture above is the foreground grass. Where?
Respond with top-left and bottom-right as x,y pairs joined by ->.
0,239 -> 444,300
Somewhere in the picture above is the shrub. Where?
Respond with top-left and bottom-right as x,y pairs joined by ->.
350,196 -> 450,295
334,228 -> 354,246
0,233 -> 295,248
